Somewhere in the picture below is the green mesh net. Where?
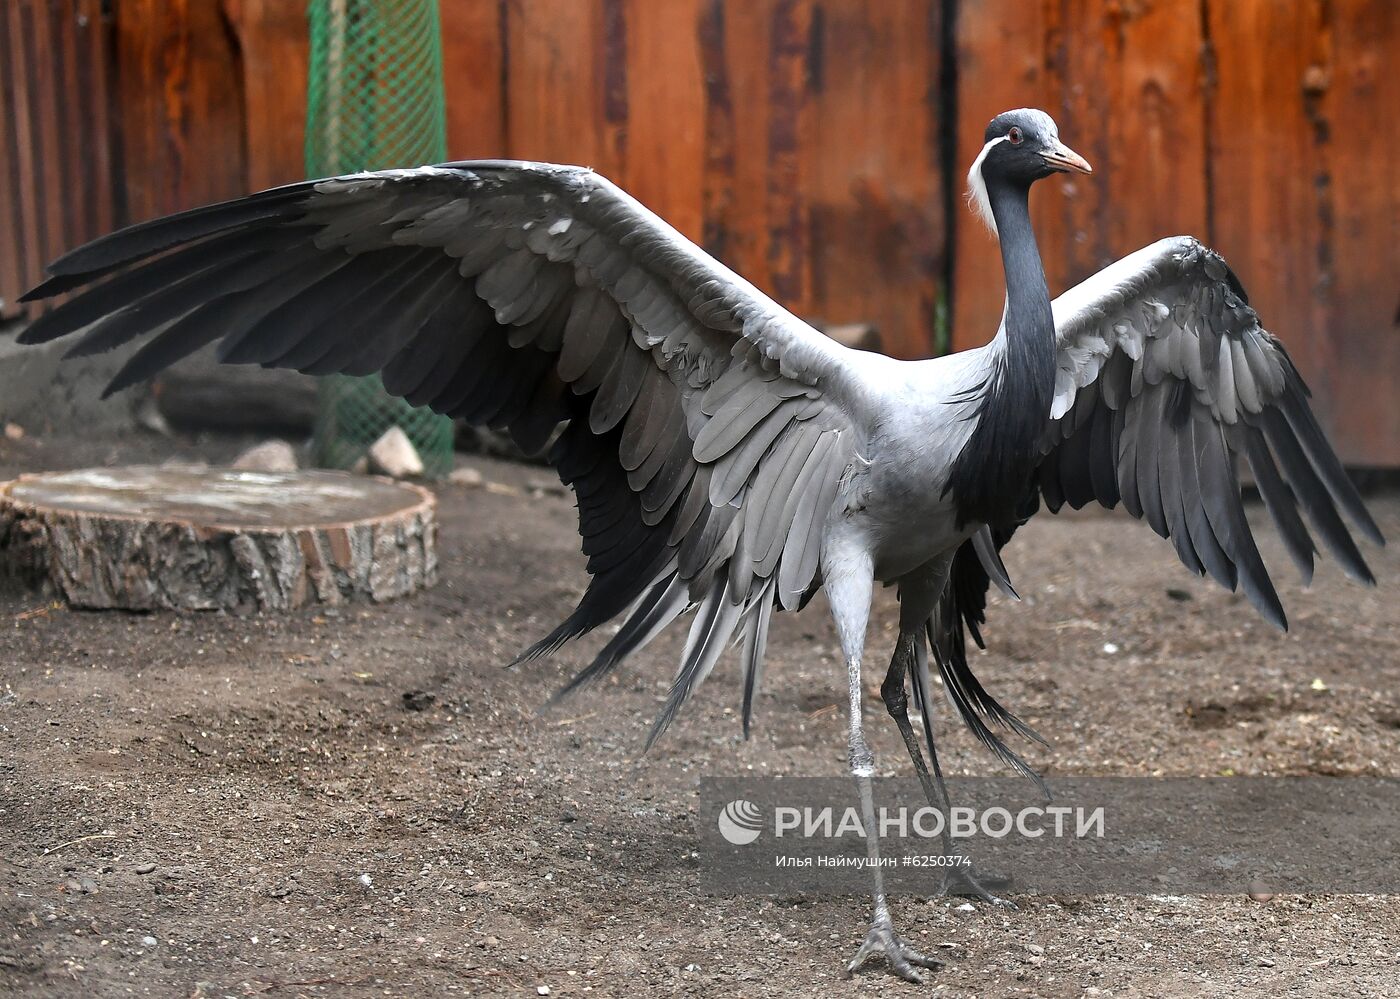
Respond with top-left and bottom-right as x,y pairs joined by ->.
306,0 -> 453,478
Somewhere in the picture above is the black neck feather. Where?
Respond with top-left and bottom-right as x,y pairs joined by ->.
946,178 -> 1057,527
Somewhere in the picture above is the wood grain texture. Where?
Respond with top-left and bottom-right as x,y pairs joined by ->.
223,0 -> 309,191
1207,1 -> 1331,382
440,0 -> 506,157
503,0 -> 625,176
952,0 -> 1208,353
0,467 -> 438,612
623,0 -> 706,242
806,0 -> 944,359
113,0 -> 247,223
950,0 -> 1047,353
1,0 -> 1397,464
0,1 -> 121,318
697,1 -> 817,316
3,2 -> 45,317
1323,0 -> 1400,465
0,7 -> 28,316
81,0 -> 119,238
1204,0 -> 1400,465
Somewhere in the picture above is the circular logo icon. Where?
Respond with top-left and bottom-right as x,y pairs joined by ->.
717,799 -> 763,846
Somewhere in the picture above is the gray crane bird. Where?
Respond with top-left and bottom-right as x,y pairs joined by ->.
21,108 -> 1383,982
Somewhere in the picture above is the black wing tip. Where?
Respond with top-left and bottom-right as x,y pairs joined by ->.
1257,596 -> 1289,632
1350,562 -> 1378,588
1357,517 -> 1386,549
17,282 -> 52,304
99,377 -> 132,400
14,321 -> 51,344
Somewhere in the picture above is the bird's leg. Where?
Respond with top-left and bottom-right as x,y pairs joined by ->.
883,558 -> 1012,907
880,630 -> 1011,907
825,550 -> 941,983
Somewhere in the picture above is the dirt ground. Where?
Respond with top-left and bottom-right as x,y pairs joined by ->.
1,430 -> 1398,999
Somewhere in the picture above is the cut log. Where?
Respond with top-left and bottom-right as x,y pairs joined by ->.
0,466 -> 437,612
154,347 -> 320,434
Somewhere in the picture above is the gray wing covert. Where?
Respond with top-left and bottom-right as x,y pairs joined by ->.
21,160 -> 861,739
1038,236 -> 1382,628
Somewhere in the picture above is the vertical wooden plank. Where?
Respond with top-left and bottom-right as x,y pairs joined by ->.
223,0 -> 310,190
0,6 -> 28,316
81,0 -> 119,236
1044,1 -> 1208,288
1312,0 -> 1400,466
1207,1 -> 1333,385
504,0 -> 625,178
114,0 -> 247,223
950,0 -> 1049,352
623,0 -> 706,242
952,0 -> 1208,354
761,0 -> 815,311
47,0 -> 82,259
700,0 -> 774,296
5,1 -> 44,315
806,0 -> 944,359
699,0 -> 815,314
439,0 -> 506,158
29,0 -> 68,275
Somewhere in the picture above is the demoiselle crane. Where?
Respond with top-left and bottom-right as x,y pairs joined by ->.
21,108 -> 1383,982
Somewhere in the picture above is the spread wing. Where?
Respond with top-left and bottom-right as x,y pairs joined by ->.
20,161 -> 862,741
1036,236 -> 1383,628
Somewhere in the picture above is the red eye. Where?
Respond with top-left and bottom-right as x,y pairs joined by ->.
1007,126 -> 1023,145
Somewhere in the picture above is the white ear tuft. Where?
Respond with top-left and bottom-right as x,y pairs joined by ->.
966,136 -> 1007,235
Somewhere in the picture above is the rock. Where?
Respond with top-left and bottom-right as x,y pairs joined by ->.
368,426 -> 424,478
527,478 -> 567,498
135,396 -> 172,436
1026,943 -> 1044,955
448,466 -> 484,488
4,422 -> 24,440
357,873 -> 373,888
135,862 -> 156,875
1248,880 -> 1276,903
232,439 -> 299,473
402,690 -> 436,712
141,936 -> 158,948
457,425 -> 551,465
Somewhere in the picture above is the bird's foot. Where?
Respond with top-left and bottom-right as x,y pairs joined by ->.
945,863 -> 1017,909
846,918 -> 943,983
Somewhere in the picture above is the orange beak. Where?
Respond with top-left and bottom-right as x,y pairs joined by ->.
1041,143 -> 1093,175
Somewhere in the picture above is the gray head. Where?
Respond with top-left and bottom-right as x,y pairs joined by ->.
967,108 -> 1091,231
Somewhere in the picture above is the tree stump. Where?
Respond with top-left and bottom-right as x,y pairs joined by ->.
0,466 -> 437,612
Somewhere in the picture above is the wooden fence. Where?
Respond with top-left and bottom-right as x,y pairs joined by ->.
2,0 -> 1396,464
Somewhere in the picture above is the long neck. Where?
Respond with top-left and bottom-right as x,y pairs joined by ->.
945,178 -> 1058,527
989,179 -> 1055,368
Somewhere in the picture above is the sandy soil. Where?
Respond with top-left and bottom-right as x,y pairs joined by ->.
1,431 -> 1398,998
